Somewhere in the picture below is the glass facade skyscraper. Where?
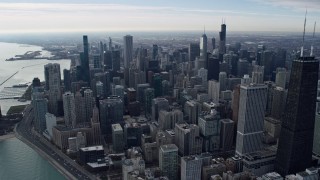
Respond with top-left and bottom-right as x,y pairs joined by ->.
275,56 -> 319,176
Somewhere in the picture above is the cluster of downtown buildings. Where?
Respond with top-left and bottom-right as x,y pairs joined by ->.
29,23 -> 320,180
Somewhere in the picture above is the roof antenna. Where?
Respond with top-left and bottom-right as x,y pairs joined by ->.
311,21 -> 316,57
204,25 -> 206,34
301,9 -> 307,57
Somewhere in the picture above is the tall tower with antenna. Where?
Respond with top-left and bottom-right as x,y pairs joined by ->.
311,21 -> 316,56
219,19 -> 227,54
200,26 -> 208,68
275,12 -> 319,176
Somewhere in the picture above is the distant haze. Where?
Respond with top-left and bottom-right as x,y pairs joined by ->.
0,0 -> 319,33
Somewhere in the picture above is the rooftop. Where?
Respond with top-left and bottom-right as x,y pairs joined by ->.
80,145 -> 104,152
160,144 -> 178,152
112,123 -> 123,131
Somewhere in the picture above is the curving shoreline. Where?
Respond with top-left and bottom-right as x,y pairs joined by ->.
0,133 -> 15,141
14,124 -> 78,180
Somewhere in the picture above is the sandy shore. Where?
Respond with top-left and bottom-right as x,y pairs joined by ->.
0,133 -> 15,141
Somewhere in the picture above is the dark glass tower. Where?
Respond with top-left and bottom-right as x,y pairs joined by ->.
219,24 -> 226,54
207,57 -> 220,81
82,35 -> 90,84
275,56 -> 319,176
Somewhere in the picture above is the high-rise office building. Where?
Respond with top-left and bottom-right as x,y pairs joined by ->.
219,72 -> 227,91
198,68 -> 208,86
236,84 -> 268,156
175,123 -> 203,156
153,73 -> 163,97
189,43 -> 200,62
237,59 -> 249,77
152,44 -> 158,61
207,57 -> 220,81
145,87 -> 154,116
152,97 -> 169,121
84,89 -> 94,122
111,123 -> 124,153
99,96 -> 123,135
271,87 -> 287,120
159,144 -> 179,180
275,56 -> 319,176
45,113 -> 56,137
63,92 -> 76,127
124,35 -> 133,68
261,50 -> 274,81
275,68 -> 287,89
219,23 -> 227,54
184,100 -> 201,124
208,80 -> 220,102
112,50 -> 121,72
212,37 -> 216,50
32,90 -> 48,133
63,69 -> 71,92
158,109 -> 183,130
82,35 -> 90,84
252,65 -> 264,84
45,63 -> 62,116
200,33 -> 208,66
220,119 -> 234,151
181,155 -> 202,180
93,54 -> 101,69
75,92 -> 85,124
198,111 -> 221,152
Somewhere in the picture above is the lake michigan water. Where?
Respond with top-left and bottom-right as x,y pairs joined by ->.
0,42 -> 70,180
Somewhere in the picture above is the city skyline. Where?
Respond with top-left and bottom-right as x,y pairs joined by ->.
0,0 -> 319,34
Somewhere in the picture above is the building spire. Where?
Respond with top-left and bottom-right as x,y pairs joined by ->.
301,9 -> 307,57
311,21 -> 316,57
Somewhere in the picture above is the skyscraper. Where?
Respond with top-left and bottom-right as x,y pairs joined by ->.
152,44 -> 158,61
159,144 -> 179,180
32,90 -> 48,133
63,92 -> 76,127
212,37 -> 216,50
208,80 -> 220,102
200,33 -> 208,66
63,69 -> 71,92
45,63 -> 62,116
252,65 -> 264,84
174,123 -> 203,156
235,84 -> 267,156
275,56 -> 319,176
219,23 -> 227,54
220,119 -> 235,151
219,72 -> 227,91
152,97 -> 169,121
99,96 -> 123,135
111,123 -> 124,153
207,57 -> 220,81
124,35 -> 133,68
181,155 -> 202,180
189,43 -> 200,62
82,35 -> 90,84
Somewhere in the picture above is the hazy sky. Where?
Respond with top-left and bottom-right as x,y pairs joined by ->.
0,0 -> 319,33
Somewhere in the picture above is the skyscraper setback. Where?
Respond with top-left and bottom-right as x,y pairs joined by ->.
275,56 -> 319,176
